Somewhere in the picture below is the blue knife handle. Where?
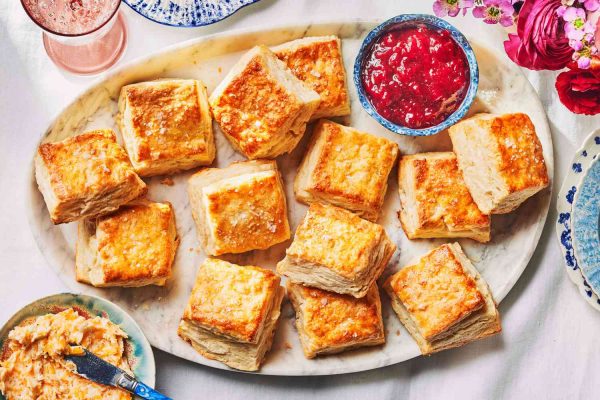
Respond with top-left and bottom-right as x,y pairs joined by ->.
133,381 -> 172,400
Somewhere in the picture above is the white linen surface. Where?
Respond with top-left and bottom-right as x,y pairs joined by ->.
1,1 -> 599,399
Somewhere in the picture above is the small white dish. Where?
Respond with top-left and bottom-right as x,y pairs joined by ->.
555,130 -> 600,311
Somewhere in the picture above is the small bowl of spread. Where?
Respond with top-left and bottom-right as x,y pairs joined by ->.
354,14 -> 478,136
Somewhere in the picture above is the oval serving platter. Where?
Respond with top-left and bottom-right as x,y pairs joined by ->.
0,293 -> 156,400
27,21 -> 553,375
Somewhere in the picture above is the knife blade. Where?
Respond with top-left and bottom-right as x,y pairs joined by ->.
65,347 -> 172,400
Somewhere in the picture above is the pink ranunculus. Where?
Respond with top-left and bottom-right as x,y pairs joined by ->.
504,0 -> 574,70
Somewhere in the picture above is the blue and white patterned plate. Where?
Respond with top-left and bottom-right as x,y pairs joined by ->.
556,130 -> 600,310
573,156 -> 600,296
0,293 -> 156,399
124,0 -> 261,27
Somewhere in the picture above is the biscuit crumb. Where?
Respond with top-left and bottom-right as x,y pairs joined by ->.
160,177 -> 174,186
396,330 -> 400,336
218,66 -> 222,73
188,247 -> 194,252
284,342 -> 292,350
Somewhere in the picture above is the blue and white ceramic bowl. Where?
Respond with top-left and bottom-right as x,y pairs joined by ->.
556,130 -> 600,311
0,293 -> 155,399
124,0 -> 261,27
353,14 -> 479,137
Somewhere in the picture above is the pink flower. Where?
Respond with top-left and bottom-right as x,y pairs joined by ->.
504,0 -> 574,70
473,0 -> 514,26
562,6 -> 586,21
582,0 -> 600,11
564,16 -> 595,41
433,0 -> 475,17
559,4 -> 598,69
572,43 -> 598,68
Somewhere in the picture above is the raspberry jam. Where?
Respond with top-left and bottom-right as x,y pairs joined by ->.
361,24 -> 470,129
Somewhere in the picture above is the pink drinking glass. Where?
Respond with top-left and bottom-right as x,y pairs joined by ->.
21,0 -> 128,75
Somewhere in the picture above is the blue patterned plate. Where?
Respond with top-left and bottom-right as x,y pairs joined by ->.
573,156 -> 600,296
353,14 -> 479,136
0,293 -> 156,399
124,0 -> 261,27
555,130 -> 600,310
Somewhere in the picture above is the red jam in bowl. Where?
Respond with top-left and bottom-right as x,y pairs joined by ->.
361,24 -> 470,130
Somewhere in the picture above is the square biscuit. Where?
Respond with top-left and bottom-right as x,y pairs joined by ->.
209,45 -> 321,159
449,113 -> 549,214
384,243 -> 501,355
188,159 -> 290,256
294,120 -> 399,222
273,36 -> 350,120
398,152 -> 490,243
34,129 -> 147,224
287,282 -> 385,359
76,200 -> 179,287
178,258 -> 284,371
277,203 -> 395,298
118,79 -> 215,176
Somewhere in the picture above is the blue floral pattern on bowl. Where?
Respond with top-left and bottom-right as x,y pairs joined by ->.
572,156 -> 600,295
124,0 -> 261,27
555,131 -> 600,310
353,14 -> 479,137
0,293 -> 155,400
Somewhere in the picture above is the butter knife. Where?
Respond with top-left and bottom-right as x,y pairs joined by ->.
65,347 -> 172,400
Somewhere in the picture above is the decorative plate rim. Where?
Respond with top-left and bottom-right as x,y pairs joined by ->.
352,13 -> 479,137
555,129 -> 600,311
573,156 -> 600,296
123,0 -> 262,28
0,292 -> 156,396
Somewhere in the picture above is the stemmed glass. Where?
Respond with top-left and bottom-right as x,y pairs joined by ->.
21,0 -> 128,75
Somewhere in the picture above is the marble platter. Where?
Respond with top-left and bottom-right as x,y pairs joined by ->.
27,21 -> 554,375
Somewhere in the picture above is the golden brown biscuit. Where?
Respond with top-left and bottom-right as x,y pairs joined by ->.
398,152 -> 491,243
449,113 -> 549,214
34,129 -> 147,225
75,200 -> 179,287
188,159 -> 290,256
287,282 -> 385,359
294,120 -> 399,222
117,79 -> 215,177
209,45 -> 321,159
273,36 -> 350,120
384,243 -> 501,355
277,203 -> 395,298
178,258 -> 284,371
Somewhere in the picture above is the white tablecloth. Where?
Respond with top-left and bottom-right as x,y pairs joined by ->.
1,1 -> 599,399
